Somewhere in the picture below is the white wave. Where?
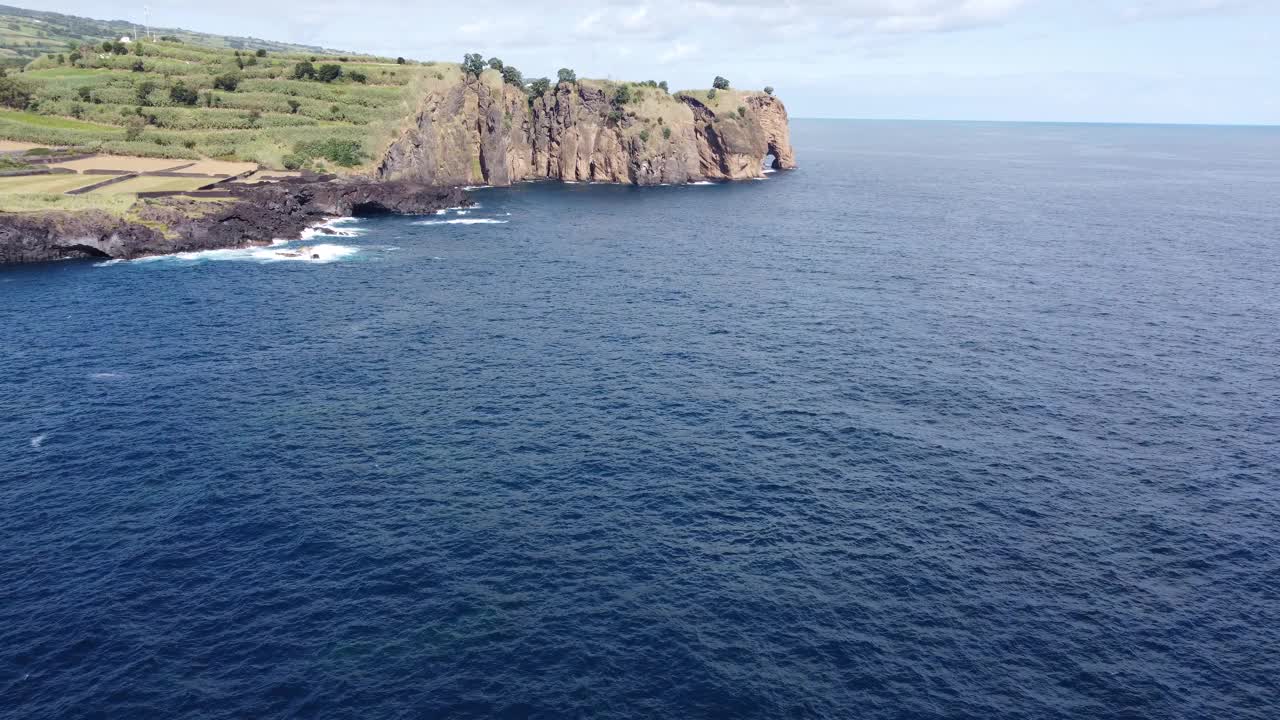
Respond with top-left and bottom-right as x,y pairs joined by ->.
90,372 -> 124,379
118,243 -> 359,265
30,434 -> 47,448
688,181 -> 717,186
461,185 -> 492,191
413,218 -> 508,226
301,217 -> 363,240
763,168 -> 777,174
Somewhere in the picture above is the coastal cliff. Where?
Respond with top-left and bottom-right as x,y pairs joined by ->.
378,72 -> 796,186
0,180 -> 468,264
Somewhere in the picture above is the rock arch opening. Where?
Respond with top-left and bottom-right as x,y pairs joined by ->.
54,244 -> 110,259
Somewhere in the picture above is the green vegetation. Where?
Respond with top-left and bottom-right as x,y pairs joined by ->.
0,4 -> 329,69
557,68 -> 576,84
0,32 -> 451,170
713,76 -> 730,90
462,53 -> 485,77
764,86 -> 774,96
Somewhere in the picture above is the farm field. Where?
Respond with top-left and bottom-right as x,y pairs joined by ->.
50,154 -> 192,173
1,32 -> 437,172
0,173 -> 102,193
88,175 -> 213,194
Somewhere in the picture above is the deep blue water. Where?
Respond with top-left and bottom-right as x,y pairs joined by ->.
3,120 -> 1279,719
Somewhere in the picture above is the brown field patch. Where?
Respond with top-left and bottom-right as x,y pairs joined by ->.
51,155 -> 193,174
0,140 -> 44,152
180,160 -> 258,176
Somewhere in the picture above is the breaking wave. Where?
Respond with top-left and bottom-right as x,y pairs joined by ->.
413,218 -> 508,226
97,243 -> 359,266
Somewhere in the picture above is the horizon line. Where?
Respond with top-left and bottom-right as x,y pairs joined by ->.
791,117 -> 1280,129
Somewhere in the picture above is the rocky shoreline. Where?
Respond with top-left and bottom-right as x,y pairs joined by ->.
0,179 -> 470,265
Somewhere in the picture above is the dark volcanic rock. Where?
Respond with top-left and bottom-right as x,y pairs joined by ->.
0,179 -> 469,265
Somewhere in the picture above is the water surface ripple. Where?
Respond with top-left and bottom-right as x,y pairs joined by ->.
2,121 -> 1279,719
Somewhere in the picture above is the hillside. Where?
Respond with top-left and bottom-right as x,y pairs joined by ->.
0,3 -> 328,66
0,5 -> 793,205
0,36 -> 438,171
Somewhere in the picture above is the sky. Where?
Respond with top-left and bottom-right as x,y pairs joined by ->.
28,0 -> 1280,124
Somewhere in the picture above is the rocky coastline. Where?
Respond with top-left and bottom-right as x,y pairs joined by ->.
0,82 -> 797,265
0,179 -> 470,265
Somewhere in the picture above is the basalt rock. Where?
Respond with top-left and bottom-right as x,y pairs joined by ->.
379,75 -> 797,187
0,179 -> 469,265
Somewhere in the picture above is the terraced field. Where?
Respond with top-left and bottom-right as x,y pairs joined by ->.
2,37 -> 440,172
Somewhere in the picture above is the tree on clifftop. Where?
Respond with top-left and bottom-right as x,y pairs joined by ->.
557,68 -> 577,84
487,57 -> 504,70
712,76 -> 730,90
528,77 -> 551,96
764,86 -> 774,95
501,65 -> 524,88
462,53 -> 485,76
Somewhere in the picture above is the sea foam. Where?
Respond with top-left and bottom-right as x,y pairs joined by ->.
413,218 -> 508,226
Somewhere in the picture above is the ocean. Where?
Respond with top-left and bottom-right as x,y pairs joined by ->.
2,120 -> 1278,719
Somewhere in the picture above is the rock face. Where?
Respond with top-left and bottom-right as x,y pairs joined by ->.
0,179 -> 468,264
379,76 -> 797,187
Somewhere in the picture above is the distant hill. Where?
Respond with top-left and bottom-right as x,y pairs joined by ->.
0,3 -> 331,65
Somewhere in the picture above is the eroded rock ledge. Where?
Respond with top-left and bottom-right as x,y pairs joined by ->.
0,179 -> 469,265
379,77 -> 797,187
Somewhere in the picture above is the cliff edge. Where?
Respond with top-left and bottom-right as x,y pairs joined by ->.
378,72 -> 796,187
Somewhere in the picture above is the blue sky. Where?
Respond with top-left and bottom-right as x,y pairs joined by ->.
30,0 -> 1280,124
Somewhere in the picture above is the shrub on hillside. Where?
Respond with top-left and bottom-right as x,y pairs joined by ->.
256,49 -> 268,57
396,57 -> 406,65
613,85 -> 632,105
169,82 -> 198,106
292,62 -> 316,80
707,88 -> 717,100
124,115 -> 146,140
317,64 -> 342,83
293,137 -> 365,166
712,76 -> 730,90
764,86 -> 774,96
348,70 -> 367,84
136,80 -> 157,104
213,73 -> 240,91
662,126 -> 672,140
